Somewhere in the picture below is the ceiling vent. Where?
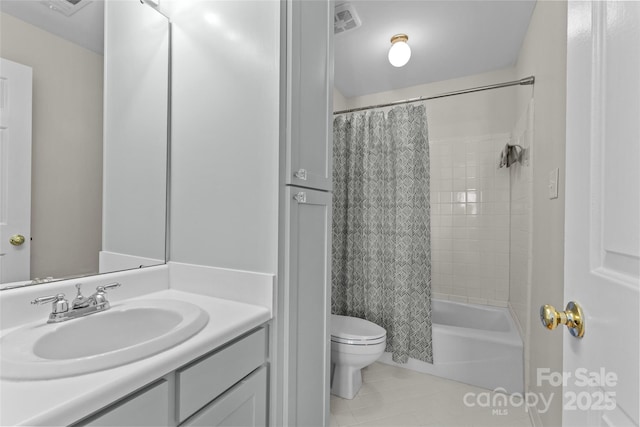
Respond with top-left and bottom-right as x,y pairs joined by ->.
334,3 -> 361,35
41,0 -> 91,17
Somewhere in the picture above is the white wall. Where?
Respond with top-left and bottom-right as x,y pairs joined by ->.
167,0 -> 281,275
336,67 -> 518,140
102,0 -> 168,266
0,12 -> 103,279
515,2 -> 568,426
333,87 -> 348,111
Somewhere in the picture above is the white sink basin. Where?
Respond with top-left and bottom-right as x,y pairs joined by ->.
0,299 -> 209,380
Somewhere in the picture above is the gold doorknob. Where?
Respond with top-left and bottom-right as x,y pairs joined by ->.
540,301 -> 585,338
9,234 -> 26,246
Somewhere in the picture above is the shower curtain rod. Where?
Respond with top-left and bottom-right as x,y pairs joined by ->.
333,76 -> 535,115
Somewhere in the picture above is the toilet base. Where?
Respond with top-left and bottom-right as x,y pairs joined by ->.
330,363 -> 362,400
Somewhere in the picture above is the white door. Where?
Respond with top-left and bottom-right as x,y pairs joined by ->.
0,58 -> 32,284
563,2 -> 639,426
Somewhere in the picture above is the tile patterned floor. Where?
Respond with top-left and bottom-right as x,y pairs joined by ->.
330,363 -> 533,427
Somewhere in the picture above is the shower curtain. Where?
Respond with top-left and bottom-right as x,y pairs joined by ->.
332,104 -> 433,364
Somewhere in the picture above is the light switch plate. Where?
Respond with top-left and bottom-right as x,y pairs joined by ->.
548,168 -> 559,199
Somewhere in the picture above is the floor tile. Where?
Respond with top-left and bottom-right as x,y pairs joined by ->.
350,399 -> 409,424
331,412 -> 360,427
354,412 -> 422,426
331,395 -> 353,415
330,362 -> 533,427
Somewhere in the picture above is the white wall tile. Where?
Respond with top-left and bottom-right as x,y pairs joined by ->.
430,134 -> 511,305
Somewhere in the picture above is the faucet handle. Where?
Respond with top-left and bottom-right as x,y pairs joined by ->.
31,293 -> 64,305
31,293 -> 69,314
96,282 -> 121,293
72,283 -> 86,307
93,283 -> 121,307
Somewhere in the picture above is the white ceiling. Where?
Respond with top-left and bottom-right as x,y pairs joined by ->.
0,0 -> 104,54
1,0 -> 535,96
334,0 -> 537,98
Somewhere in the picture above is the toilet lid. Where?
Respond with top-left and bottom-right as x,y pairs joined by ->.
331,314 -> 386,345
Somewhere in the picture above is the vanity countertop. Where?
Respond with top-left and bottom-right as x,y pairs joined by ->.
0,289 -> 271,426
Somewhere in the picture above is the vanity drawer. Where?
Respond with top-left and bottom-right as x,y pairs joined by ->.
181,366 -> 267,427
75,380 -> 170,426
177,327 -> 267,422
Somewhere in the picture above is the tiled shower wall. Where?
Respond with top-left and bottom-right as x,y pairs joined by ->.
429,135 -> 511,306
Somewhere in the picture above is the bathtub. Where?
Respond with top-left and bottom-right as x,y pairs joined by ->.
378,299 -> 524,393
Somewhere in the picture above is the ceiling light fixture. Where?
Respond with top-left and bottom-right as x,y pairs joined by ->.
388,34 -> 411,67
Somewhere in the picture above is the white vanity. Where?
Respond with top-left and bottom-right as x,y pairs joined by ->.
75,326 -> 268,427
0,264 -> 274,426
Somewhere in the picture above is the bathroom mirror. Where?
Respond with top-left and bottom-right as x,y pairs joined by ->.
0,0 -> 169,289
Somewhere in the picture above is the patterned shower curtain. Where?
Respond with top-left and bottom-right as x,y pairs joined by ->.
332,104 -> 432,364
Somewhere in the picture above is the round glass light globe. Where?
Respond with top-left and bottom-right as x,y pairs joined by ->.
388,41 -> 411,67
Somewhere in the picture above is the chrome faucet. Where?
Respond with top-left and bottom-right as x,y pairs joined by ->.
31,282 -> 121,323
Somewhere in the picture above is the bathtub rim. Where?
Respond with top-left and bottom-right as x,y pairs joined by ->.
431,298 -> 522,347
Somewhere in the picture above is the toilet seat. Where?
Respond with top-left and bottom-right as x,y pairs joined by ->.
331,314 -> 386,346
331,335 -> 386,345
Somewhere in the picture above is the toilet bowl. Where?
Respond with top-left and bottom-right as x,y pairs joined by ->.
330,314 -> 387,399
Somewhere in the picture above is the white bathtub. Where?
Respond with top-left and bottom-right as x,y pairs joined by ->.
378,299 -> 524,393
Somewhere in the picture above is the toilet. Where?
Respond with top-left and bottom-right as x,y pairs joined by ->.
330,314 -> 387,399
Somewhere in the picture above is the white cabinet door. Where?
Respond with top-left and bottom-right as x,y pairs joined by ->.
286,0 -> 334,191
182,367 -> 267,427
563,1 -> 639,426
281,187 -> 332,426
